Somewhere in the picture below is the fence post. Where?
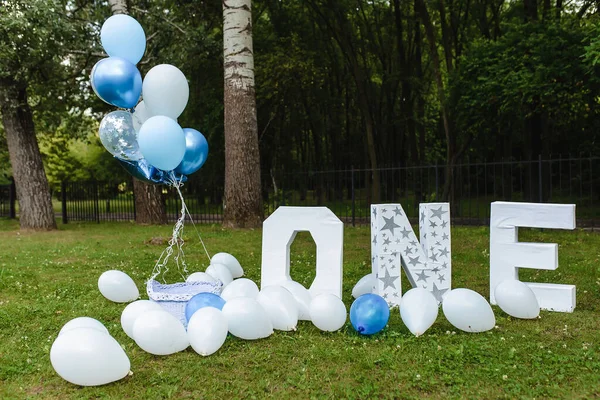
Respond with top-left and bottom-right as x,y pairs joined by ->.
351,166 -> 355,227
9,177 -> 16,219
93,180 -> 100,223
132,179 -> 136,221
435,164 -> 439,199
61,181 -> 68,224
538,154 -> 543,203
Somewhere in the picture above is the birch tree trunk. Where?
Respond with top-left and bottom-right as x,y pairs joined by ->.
0,78 -> 57,230
108,0 -> 167,224
223,0 -> 263,228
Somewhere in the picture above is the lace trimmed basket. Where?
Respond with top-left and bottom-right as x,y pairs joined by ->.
147,279 -> 223,328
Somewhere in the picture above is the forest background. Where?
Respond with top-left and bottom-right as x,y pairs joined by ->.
1,0 -> 599,208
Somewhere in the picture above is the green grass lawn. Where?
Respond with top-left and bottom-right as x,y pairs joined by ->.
0,219 -> 599,399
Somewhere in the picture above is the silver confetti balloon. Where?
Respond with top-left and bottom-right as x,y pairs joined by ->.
98,111 -> 142,161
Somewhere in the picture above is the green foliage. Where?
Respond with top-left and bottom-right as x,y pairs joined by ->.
0,222 -> 599,398
453,20 -> 600,157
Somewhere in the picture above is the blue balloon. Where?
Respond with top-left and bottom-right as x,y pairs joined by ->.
91,57 -> 142,109
138,116 -> 186,171
101,15 -> 146,65
174,128 -> 209,176
185,293 -> 226,322
117,158 -> 187,185
350,294 -> 390,335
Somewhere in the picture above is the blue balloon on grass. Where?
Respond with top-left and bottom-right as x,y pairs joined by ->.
174,128 -> 209,176
185,293 -> 226,322
91,57 -> 142,109
101,15 -> 146,65
350,293 -> 390,335
138,116 -> 186,171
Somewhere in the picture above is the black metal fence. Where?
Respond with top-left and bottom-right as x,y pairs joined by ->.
1,156 -> 598,228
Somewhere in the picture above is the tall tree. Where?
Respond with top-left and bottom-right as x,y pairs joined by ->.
0,0 -> 65,230
107,0 -> 167,225
223,0 -> 263,228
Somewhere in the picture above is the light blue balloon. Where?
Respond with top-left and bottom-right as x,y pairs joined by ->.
174,128 -> 209,176
91,57 -> 142,109
185,293 -> 226,322
100,15 -> 146,65
350,294 -> 390,335
138,116 -> 186,171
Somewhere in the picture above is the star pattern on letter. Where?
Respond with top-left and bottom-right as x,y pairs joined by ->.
380,216 -> 401,236
378,268 -> 399,291
371,203 -> 451,306
430,206 -> 448,220
416,270 -> 430,282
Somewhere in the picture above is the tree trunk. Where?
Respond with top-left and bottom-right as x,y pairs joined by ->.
107,0 -> 167,225
110,0 -> 127,14
223,0 -> 263,228
0,78 -> 57,230
133,178 -> 167,224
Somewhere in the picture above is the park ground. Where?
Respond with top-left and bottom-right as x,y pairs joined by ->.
0,220 -> 599,399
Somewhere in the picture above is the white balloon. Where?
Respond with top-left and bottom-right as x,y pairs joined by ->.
206,264 -> 233,286
399,288 -> 439,337
221,278 -> 259,301
59,317 -> 109,336
132,100 -> 153,132
210,252 -> 244,278
352,273 -> 375,299
142,64 -> 189,119
442,288 -> 496,333
187,307 -> 228,356
281,280 -> 312,321
186,272 -> 217,284
221,297 -> 273,340
121,300 -> 164,339
50,328 -> 130,386
494,280 -> 540,319
132,310 -> 189,355
98,270 -> 139,303
256,286 -> 299,331
309,294 -> 346,332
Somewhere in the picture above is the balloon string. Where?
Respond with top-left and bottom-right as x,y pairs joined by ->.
181,200 -> 212,263
149,174 -> 188,283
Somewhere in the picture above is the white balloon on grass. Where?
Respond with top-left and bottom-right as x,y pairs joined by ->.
399,288 -> 439,337
205,264 -> 233,286
222,297 -> 273,340
352,273 -> 375,299
310,294 -> 347,332
131,100 -> 153,132
187,307 -> 228,356
132,310 -> 188,355
442,288 -> 496,333
142,64 -> 189,119
59,317 -> 109,336
121,300 -> 164,339
494,280 -> 540,319
281,280 -> 312,321
256,286 -> 299,331
50,328 -> 130,386
221,278 -> 259,301
98,270 -> 139,303
210,252 -> 244,278
186,272 -> 217,284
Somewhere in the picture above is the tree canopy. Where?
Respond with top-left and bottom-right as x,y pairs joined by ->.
1,0 -> 599,197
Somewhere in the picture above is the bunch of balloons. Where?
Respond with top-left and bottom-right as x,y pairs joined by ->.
91,15 -> 208,184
